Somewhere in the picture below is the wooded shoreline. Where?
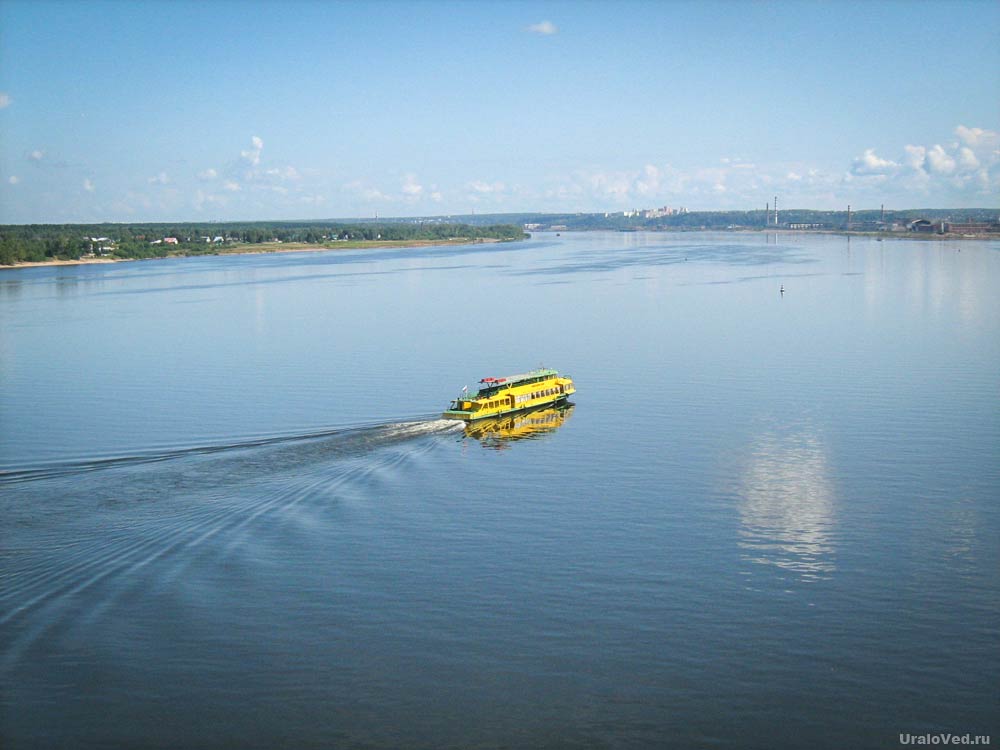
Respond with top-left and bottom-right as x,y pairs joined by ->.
0,221 -> 526,268
0,236 -> 510,270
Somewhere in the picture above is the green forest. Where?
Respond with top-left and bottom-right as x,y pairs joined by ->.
0,222 -> 527,265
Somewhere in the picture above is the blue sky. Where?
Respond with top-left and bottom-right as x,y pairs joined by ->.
1,0 -> 997,223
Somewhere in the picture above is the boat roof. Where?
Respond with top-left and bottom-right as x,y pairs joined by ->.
479,368 -> 558,386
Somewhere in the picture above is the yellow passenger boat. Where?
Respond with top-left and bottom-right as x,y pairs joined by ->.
442,368 -> 575,421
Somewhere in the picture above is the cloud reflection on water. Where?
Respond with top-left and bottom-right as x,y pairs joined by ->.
737,428 -> 837,582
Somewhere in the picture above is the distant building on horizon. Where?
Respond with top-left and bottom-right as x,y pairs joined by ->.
618,206 -> 688,219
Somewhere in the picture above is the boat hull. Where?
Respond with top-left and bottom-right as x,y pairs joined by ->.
443,393 -> 571,421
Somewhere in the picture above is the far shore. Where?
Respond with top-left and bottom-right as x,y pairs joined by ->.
0,236 -> 507,271
3,227 -> 994,271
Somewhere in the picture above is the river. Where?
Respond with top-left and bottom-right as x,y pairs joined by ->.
2,231 -> 998,748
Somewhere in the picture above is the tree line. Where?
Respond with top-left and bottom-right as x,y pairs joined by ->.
0,222 -> 527,265
447,208 -> 999,232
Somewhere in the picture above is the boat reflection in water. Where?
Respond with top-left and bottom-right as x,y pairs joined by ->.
463,403 -> 575,449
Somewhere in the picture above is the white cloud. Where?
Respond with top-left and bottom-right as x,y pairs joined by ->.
543,183 -> 581,202
240,135 -> 263,166
957,147 -> 979,171
345,180 -> 389,202
538,158 -> 843,212
225,136 -> 304,196
527,20 -> 558,35
565,163 -> 736,205
634,164 -> 661,195
83,178 -> 95,192
401,174 -> 423,198
955,125 -> 998,150
468,180 -> 505,194
8,175 -> 19,185
586,170 -> 634,199
850,148 -> 898,176
265,165 -> 301,181
467,180 -> 511,204
846,125 -> 999,200
193,190 -> 228,212
343,175 -> 443,205
198,168 -> 218,181
28,149 -> 45,162
148,172 -> 170,185
925,144 -> 956,175
529,126 -> 996,211
0,93 -> 10,109
903,144 -> 926,171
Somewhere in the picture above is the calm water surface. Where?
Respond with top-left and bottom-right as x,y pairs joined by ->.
2,232 -> 998,748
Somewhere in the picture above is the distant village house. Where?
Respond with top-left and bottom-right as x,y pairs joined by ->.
81,236 -> 117,256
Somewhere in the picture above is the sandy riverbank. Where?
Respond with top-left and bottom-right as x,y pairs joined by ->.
0,237 -> 506,271
0,257 -> 129,269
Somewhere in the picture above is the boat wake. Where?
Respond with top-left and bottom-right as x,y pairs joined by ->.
0,417 -> 466,668
0,418 -> 465,486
